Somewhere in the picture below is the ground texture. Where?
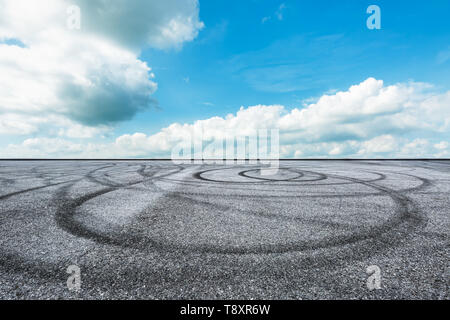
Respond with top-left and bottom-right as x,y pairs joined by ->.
0,160 -> 448,299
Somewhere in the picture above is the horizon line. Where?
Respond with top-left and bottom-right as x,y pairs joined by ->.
0,158 -> 449,161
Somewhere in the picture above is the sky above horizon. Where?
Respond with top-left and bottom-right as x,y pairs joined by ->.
0,0 -> 449,158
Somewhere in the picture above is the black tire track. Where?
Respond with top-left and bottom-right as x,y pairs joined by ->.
0,161 -> 444,299
53,166 -> 427,255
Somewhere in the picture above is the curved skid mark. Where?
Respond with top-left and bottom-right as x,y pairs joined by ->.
0,180 -> 79,201
53,166 -> 427,255
238,168 -> 305,181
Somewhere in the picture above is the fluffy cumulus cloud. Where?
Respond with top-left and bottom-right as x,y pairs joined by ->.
0,0 -> 203,136
76,0 -> 204,50
3,2 -> 447,158
3,78 -> 450,158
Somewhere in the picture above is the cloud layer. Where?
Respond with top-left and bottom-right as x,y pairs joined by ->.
0,2 -> 448,158
3,78 -> 450,158
0,0 -> 203,136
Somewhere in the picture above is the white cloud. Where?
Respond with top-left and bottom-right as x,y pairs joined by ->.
0,0 -> 203,50
78,0 -> 204,50
3,78 -> 450,158
358,135 -> 398,154
262,3 -> 287,24
0,0 -> 203,135
0,114 -> 42,135
275,3 -> 287,21
434,141 -> 449,150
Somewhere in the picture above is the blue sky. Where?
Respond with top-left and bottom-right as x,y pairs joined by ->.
0,0 -> 449,158
124,0 -> 450,134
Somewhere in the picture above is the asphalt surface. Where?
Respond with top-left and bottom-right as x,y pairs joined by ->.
0,160 -> 448,299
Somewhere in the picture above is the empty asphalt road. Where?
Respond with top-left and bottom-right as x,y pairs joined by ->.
0,160 -> 448,299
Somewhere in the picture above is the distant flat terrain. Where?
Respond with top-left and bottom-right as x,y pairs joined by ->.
0,160 -> 448,299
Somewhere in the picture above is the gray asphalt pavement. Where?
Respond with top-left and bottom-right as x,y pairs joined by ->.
0,160 -> 448,299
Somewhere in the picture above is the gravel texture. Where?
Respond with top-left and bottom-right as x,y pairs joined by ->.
0,160 -> 448,299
